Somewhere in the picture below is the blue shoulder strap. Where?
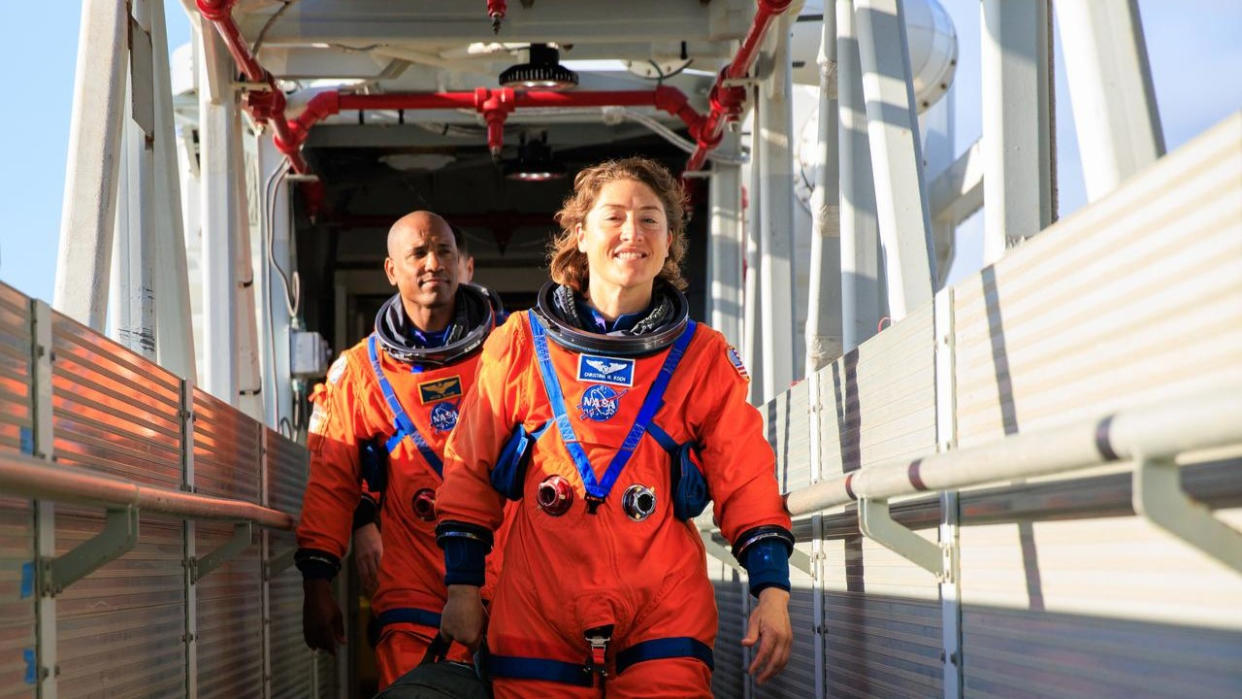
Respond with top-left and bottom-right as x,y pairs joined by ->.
527,313 -> 696,503
366,335 -> 444,478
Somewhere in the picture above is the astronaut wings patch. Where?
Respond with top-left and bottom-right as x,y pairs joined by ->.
726,346 -> 750,382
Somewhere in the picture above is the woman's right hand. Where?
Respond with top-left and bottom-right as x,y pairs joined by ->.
440,584 -> 486,650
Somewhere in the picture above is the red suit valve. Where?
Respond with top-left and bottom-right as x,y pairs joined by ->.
536,475 -> 574,516
412,488 -> 437,522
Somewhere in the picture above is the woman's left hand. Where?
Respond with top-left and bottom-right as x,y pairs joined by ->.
741,587 -> 792,684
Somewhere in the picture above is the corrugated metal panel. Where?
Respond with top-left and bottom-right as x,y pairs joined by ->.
195,522 -> 263,699
193,389 -> 261,502
268,531 -> 313,699
0,497 -> 34,699
709,558 -> 747,699
264,428 -> 312,698
810,304 -> 941,697
55,511 -> 185,697
953,113 -> 1242,447
768,380 -> 814,492
265,428 -> 307,519
0,284 -> 31,455
49,313 -> 182,488
949,113 -> 1242,697
959,511 -> 1242,698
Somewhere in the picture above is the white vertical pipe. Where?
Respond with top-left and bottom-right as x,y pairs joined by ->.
198,25 -> 239,405
113,0 -> 157,360
981,0 -> 1053,264
235,134 -> 265,422
258,138 -> 295,430
758,17 -> 797,401
853,0 -> 936,320
806,7 -> 843,375
923,85 -> 957,288
151,0 -> 197,381
743,104 -> 764,406
1055,0 -> 1164,202
55,0 -> 129,327
837,0 -> 882,353
708,132 -> 745,349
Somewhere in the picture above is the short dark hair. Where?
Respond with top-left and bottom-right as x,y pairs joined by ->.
449,224 -> 471,257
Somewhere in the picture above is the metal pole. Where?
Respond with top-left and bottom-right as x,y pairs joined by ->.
31,300 -> 56,697
113,0 -> 157,360
806,7 -> 843,375
980,0 -> 1054,264
260,139 -> 295,430
151,0 -> 197,381
55,0 -> 128,327
743,103 -> 765,405
784,386 -> 1242,516
1055,0 -> 1164,202
758,17 -> 797,400
199,24 -> 240,406
923,85 -> 957,288
234,134 -> 265,422
837,0 -> 881,352
853,0 -> 936,320
708,132 -> 745,349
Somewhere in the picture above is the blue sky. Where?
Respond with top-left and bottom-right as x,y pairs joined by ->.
1,1 -> 1239,302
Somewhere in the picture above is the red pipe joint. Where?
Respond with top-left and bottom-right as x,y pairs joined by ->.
475,87 -> 516,158
194,0 -> 235,22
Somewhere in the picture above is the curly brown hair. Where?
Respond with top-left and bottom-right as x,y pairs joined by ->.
548,157 -> 688,292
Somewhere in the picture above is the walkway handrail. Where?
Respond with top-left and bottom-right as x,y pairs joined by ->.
0,450 -> 295,530
784,386 -> 1242,516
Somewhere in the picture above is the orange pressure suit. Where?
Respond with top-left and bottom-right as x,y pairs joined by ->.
295,284 -> 502,688
436,284 -> 793,698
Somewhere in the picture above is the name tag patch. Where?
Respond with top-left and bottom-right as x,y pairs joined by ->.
419,376 -> 463,404
576,354 -> 635,387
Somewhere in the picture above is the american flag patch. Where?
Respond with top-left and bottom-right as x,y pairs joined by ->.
726,346 -> 750,382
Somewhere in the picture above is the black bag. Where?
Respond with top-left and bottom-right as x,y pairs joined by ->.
373,635 -> 490,699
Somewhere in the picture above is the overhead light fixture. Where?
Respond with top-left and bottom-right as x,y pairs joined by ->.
499,43 -> 579,90
504,132 -> 566,182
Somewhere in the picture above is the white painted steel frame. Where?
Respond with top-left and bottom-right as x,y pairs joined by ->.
1055,0 -> 1164,203
757,18 -> 797,401
31,300 -> 56,697
980,0 -> 1054,264
55,0 -> 128,330
805,9 -> 843,375
836,0 -> 882,353
853,0 -> 935,320
708,132 -> 745,349
933,288 -> 962,697
743,99 -> 764,405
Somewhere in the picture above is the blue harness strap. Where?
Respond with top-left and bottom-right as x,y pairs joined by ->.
487,655 -> 595,687
375,607 -> 443,630
527,314 -> 696,502
367,335 -> 443,478
616,637 -> 714,674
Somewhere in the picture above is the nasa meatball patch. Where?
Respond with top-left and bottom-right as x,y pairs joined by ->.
577,354 -> 635,387
726,346 -> 750,382
429,401 -> 459,432
578,385 -> 627,422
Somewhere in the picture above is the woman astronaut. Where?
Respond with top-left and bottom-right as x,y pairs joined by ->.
435,158 -> 793,697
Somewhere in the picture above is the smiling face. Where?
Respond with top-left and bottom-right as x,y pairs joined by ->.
385,212 -> 460,315
575,178 -> 672,298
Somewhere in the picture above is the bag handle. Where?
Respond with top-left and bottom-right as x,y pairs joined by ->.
419,633 -> 452,666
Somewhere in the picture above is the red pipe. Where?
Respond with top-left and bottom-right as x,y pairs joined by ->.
286,86 -> 706,160
686,0 -> 794,171
487,0 -> 507,32
196,0 -> 310,173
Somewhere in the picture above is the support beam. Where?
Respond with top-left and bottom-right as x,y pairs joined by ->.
1055,0 -> 1164,202
198,22 -> 240,405
805,8 -> 843,374
113,1 -> 158,359
151,0 -> 197,381
854,0 -> 936,319
55,0 -> 129,327
758,18 -> 797,400
837,0 -> 882,352
743,100 -> 764,405
708,132 -> 745,349
981,0 -> 1054,264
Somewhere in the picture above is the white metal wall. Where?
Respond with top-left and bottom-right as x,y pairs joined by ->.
0,282 -> 317,698
951,111 -> 1242,698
